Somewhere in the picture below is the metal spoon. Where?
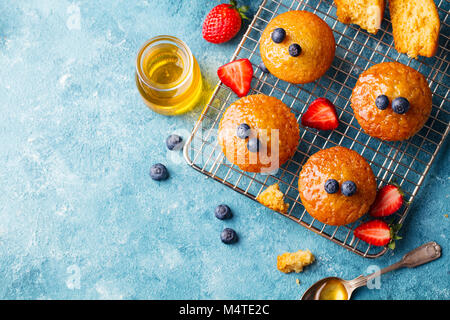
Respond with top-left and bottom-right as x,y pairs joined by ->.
301,241 -> 442,300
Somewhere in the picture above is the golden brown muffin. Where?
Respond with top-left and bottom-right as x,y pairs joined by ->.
218,94 -> 299,173
298,146 -> 376,226
277,249 -> 315,273
334,0 -> 385,34
351,62 -> 432,141
256,183 -> 289,214
259,10 -> 335,84
390,0 -> 440,58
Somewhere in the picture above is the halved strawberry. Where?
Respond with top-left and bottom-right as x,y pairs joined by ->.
353,220 -> 391,247
370,184 -> 404,217
301,98 -> 339,130
217,58 -> 253,97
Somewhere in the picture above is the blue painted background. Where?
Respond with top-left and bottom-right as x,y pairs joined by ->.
0,0 -> 448,299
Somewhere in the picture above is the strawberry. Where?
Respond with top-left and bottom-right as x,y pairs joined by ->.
301,98 -> 339,130
369,184 -> 404,217
217,58 -> 253,97
353,220 -> 391,247
354,220 -> 402,249
202,1 -> 249,44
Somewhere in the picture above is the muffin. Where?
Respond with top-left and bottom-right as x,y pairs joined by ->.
351,62 -> 432,141
298,146 -> 377,226
259,10 -> 336,84
218,94 -> 299,173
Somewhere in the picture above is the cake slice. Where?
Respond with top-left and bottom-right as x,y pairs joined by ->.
334,0 -> 385,34
390,0 -> 440,58
256,183 -> 289,214
277,249 -> 315,273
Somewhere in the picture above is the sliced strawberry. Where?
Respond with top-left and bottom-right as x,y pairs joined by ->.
301,98 -> 339,130
370,184 -> 404,217
217,58 -> 253,97
353,220 -> 391,247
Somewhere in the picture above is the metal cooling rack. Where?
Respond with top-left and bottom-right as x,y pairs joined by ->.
183,0 -> 450,258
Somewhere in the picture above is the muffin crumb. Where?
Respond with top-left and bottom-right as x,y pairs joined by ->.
257,183 -> 289,214
296,278 -> 301,285
277,249 -> 315,273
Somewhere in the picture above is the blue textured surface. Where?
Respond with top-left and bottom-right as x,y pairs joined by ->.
0,0 -> 448,300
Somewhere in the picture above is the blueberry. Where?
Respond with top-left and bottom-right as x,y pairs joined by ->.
221,228 -> 238,244
150,163 -> 169,181
289,43 -> 302,57
247,138 -> 260,152
375,95 -> 389,110
166,134 -> 183,151
236,123 -> 251,139
271,28 -> 286,43
324,179 -> 339,194
341,180 -> 357,196
392,97 -> 410,114
214,204 -> 232,220
258,62 -> 270,73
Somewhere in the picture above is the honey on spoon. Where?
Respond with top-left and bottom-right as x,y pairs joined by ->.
302,242 -> 441,300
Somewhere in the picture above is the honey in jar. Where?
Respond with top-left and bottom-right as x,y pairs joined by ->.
136,35 -> 202,115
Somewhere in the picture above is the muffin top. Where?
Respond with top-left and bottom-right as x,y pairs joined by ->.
298,146 -> 377,226
260,10 -> 336,84
351,62 -> 432,141
218,94 -> 299,173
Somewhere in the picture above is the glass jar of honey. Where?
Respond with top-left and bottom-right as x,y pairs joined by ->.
135,35 -> 203,115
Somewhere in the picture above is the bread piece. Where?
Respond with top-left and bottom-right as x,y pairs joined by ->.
335,0 -> 385,34
256,183 -> 289,214
390,0 -> 440,58
277,250 -> 315,273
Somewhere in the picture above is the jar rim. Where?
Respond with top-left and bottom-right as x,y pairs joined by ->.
135,35 -> 194,92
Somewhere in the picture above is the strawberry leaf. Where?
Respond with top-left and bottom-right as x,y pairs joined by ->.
230,0 -> 250,20
239,12 -> 249,20
387,223 -> 402,250
239,5 -> 249,12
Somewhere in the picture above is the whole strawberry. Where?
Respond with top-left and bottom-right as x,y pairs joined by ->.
202,1 -> 249,44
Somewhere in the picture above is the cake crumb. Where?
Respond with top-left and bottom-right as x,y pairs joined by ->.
296,278 -> 300,285
444,214 -> 448,218
277,249 -> 315,273
256,183 -> 289,214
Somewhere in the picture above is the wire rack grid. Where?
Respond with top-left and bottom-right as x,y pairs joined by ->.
183,0 -> 450,258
